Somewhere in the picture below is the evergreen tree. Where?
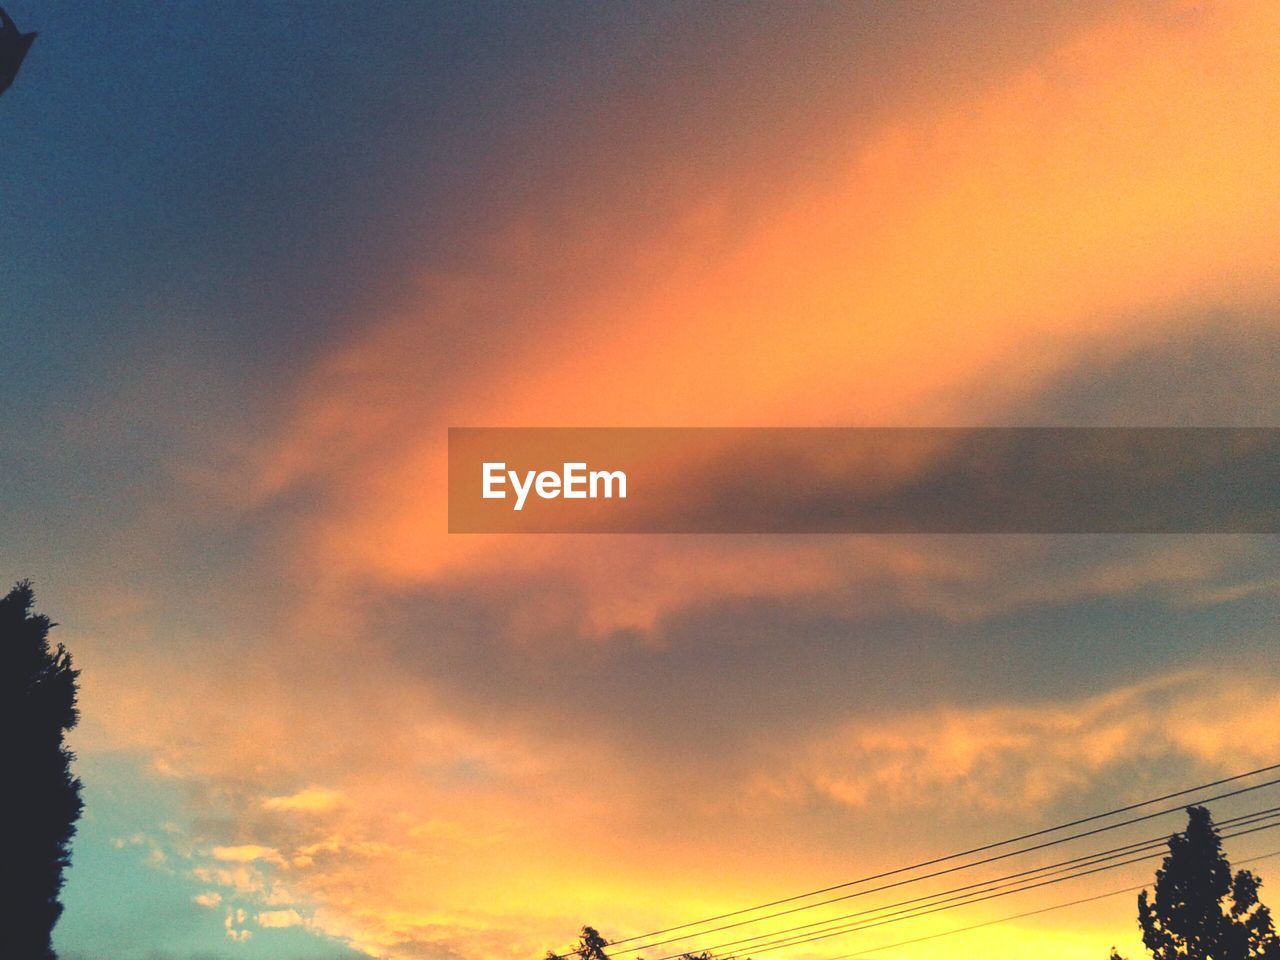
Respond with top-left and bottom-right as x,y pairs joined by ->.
1111,805 -> 1280,960
0,581 -> 83,959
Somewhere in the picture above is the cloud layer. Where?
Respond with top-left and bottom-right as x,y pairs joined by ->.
5,2 -> 1278,959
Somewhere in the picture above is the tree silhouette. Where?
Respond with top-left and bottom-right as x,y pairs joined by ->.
0,4 -> 36,97
1111,806 -> 1280,960
549,925 -> 730,960
548,927 -> 610,960
0,581 -> 83,959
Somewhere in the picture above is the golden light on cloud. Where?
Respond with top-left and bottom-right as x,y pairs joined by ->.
211,844 -> 284,865
233,0 -> 1280,592
193,891 -> 223,909
757,673 -> 1280,813
256,908 -> 305,929
263,787 -> 346,813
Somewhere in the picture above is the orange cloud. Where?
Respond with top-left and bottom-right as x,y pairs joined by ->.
256,908 -> 304,929
756,672 -> 1280,813
263,787 -> 346,814
227,0 -> 1280,599
211,844 -> 285,865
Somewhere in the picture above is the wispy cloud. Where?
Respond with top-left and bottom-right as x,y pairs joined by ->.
757,672 -> 1280,812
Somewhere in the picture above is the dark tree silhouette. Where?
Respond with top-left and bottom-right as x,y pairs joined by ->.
549,925 -> 727,960
549,927 -> 610,960
0,4 -> 36,96
0,581 -> 83,959
1111,806 -> 1280,960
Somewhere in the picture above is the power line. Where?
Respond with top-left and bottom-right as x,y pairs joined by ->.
712,818 -> 1280,960
810,847 -> 1280,960
684,806 -> 1280,960
556,760 -> 1280,959
711,807 -> 1280,954
582,768 -> 1280,960
710,817 -> 1280,958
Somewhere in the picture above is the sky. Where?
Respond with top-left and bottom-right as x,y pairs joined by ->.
2,1 -> 1280,958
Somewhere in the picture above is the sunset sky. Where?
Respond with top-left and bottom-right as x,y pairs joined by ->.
3,1 -> 1280,958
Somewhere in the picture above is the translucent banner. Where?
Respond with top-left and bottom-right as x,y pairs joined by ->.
448,428 -> 1280,533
